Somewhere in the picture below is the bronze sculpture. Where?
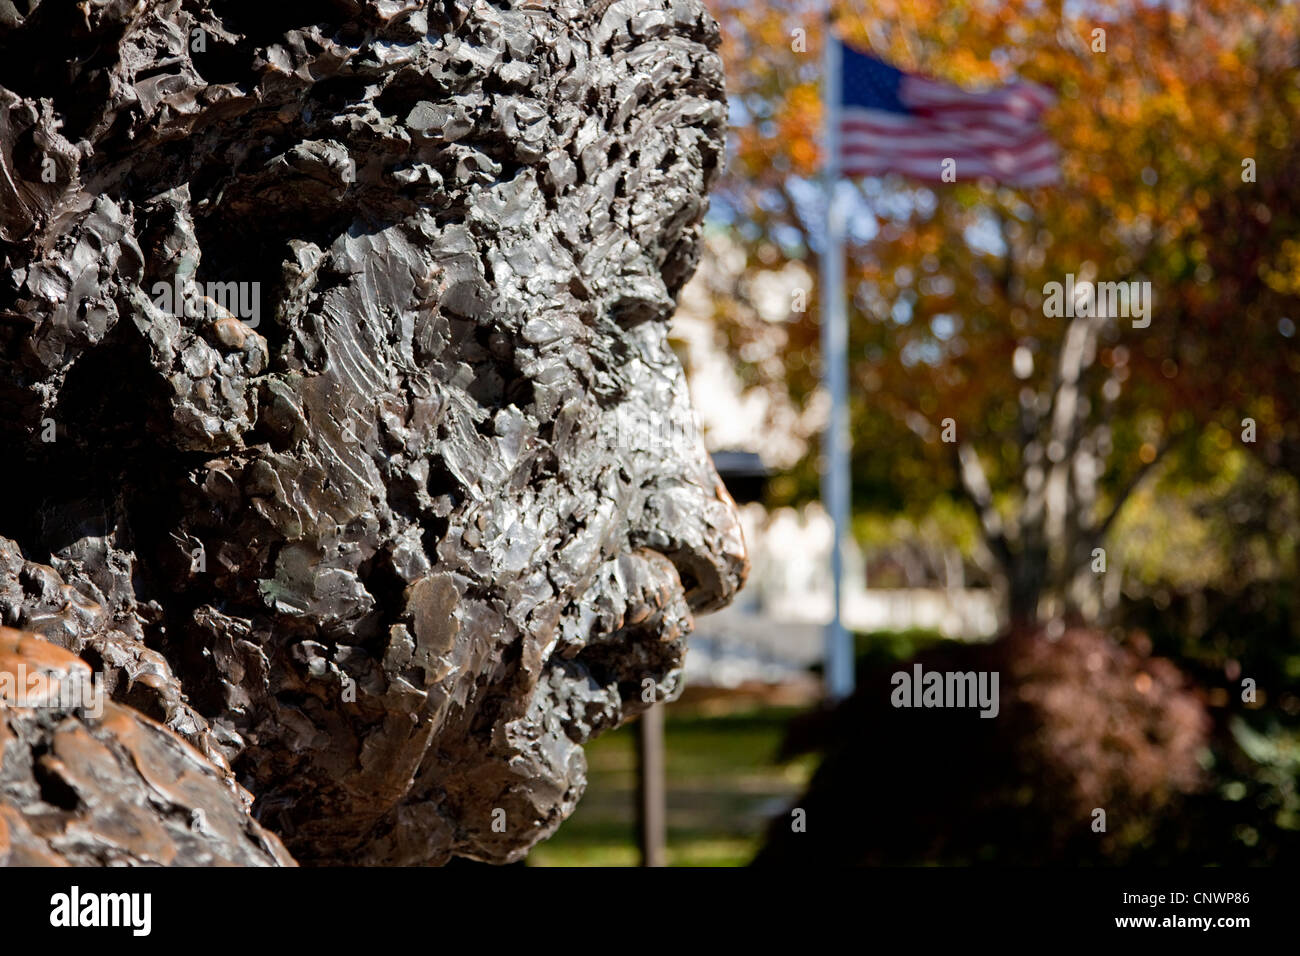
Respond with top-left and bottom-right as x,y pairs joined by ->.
0,0 -> 745,866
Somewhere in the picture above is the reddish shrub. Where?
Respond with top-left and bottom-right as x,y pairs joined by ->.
755,627 -> 1210,865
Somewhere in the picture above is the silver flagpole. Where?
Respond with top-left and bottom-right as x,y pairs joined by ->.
820,22 -> 854,701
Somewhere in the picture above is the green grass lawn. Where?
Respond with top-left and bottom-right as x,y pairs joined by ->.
528,703 -> 815,867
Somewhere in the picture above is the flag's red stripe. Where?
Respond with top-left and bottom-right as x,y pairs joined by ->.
842,112 -> 1043,138
840,148 -> 1061,171
840,130 -> 1045,152
841,147 -> 1060,169
840,136 -> 1055,160
841,151 -> 1061,184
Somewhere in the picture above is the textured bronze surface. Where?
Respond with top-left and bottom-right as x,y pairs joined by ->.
0,0 -> 744,865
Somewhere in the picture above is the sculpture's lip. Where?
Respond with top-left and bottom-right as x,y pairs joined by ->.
540,547 -> 694,742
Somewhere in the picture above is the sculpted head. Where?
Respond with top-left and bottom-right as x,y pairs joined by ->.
0,0 -> 744,863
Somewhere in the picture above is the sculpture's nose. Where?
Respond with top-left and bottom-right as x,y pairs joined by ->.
634,443 -> 749,615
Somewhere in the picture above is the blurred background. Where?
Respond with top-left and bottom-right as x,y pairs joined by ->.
527,0 -> 1300,866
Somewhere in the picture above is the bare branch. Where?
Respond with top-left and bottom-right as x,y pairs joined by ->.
1091,438 -> 1174,541
954,441 -> 1015,568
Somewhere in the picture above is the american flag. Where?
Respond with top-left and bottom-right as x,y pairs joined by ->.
836,41 -> 1059,187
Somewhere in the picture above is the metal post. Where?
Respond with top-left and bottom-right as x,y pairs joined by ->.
820,23 -> 855,702
635,704 -> 666,866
